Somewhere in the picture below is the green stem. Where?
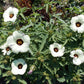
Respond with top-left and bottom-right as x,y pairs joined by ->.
26,58 -> 37,60
70,81 -> 81,84
62,39 -> 69,47
43,63 -> 53,75
46,4 -> 49,13
47,79 -> 52,84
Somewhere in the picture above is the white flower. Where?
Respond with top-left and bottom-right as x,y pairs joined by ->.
49,43 -> 65,57
11,58 -> 27,75
3,7 -> 19,22
70,15 -> 84,33
70,49 -> 84,65
0,43 -> 12,55
6,31 -> 30,54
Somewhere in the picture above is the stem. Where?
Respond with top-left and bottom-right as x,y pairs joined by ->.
62,39 -> 69,47
43,63 -> 53,75
47,79 -> 52,84
70,81 -> 81,84
46,4 -> 49,13
26,58 -> 37,60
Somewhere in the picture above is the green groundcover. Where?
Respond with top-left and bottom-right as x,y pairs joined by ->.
0,0 -> 84,84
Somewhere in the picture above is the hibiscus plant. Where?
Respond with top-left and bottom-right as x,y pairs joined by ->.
0,0 -> 84,84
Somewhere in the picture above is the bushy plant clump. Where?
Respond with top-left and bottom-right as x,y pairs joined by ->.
0,0 -> 84,84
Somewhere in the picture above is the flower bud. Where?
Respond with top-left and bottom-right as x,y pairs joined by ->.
8,32 -> 12,35
40,59 -> 44,62
30,65 -> 35,71
45,76 -> 49,80
66,33 -> 72,37
6,56 -> 10,59
2,60 -> 7,64
38,57 -> 41,60
55,74 -> 59,78
28,70 -> 33,74
73,77 -> 77,81
12,76 -> 16,80
7,71 -> 12,75
28,65 -> 36,74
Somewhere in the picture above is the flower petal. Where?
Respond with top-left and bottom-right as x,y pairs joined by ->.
13,31 -> 24,40
23,35 -> 30,44
6,35 -> 15,45
73,58 -> 81,65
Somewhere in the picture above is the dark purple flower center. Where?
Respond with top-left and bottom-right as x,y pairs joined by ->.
54,48 -> 59,52
76,22 -> 81,27
74,54 -> 78,58
6,47 -> 11,51
16,39 -> 23,45
18,64 -> 23,69
9,14 -> 14,18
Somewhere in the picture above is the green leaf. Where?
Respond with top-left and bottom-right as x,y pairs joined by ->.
20,23 -> 33,30
19,7 -> 27,13
59,62 -> 64,66
0,69 -> 1,75
6,80 -> 10,84
0,65 -> 10,70
43,63 -> 54,75
18,79 -> 27,84
46,4 -> 49,13
57,77 -> 65,83
71,37 -> 77,41
39,34 -> 48,52
47,79 -> 52,84
54,68 -> 59,74
82,40 -> 84,48
2,73 -> 8,77
20,13 -> 26,20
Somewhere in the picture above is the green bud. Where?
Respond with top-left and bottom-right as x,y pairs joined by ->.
45,76 -> 50,80
12,76 -> 16,80
48,30 -> 53,34
6,56 -> 10,59
7,71 -> 12,75
43,72 -> 47,76
30,65 -> 36,71
55,74 -> 59,78
73,77 -> 77,81
52,7 -> 56,12
36,51 -> 40,55
2,60 -> 8,64
31,18 -> 36,23
40,59 -> 44,62
66,33 -> 72,37
40,56 -> 43,58
8,32 -> 12,35
81,6 -> 84,10
38,57 -> 41,60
